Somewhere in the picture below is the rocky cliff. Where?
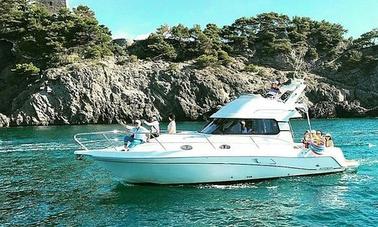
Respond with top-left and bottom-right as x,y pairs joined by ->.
0,57 -> 376,127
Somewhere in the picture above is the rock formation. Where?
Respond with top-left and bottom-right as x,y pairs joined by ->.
0,113 -> 10,127
1,57 -> 376,127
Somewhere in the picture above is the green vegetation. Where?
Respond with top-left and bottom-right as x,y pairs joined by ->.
244,64 -> 259,73
12,63 -> 40,76
0,1 -> 377,75
196,54 -> 218,68
340,29 -> 378,70
128,12 -> 377,70
0,0 -> 113,75
353,29 -> 378,48
167,63 -> 179,72
217,50 -> 232,66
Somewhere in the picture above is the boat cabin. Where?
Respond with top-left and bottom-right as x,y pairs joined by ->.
201,93 -> 303,142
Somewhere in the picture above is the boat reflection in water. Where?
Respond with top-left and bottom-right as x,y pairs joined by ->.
74,79 -> 359,184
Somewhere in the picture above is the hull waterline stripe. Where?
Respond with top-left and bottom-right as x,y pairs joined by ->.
128,171 -> 346,185
93,158 -> 343,172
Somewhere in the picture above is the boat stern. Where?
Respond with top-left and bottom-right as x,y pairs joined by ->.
343,159 -> 360,172
328,147 -> 360,172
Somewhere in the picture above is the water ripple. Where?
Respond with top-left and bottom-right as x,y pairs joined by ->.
1,120 -> 378,225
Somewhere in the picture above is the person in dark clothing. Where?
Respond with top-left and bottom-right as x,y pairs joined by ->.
266,80 -> 281,98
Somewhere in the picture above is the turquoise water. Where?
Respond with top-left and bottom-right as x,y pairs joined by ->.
1,119 -> 378,226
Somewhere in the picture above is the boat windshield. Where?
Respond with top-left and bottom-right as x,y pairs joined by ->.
201,118 -> 280,135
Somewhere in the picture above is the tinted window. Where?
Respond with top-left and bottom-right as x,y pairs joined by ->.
201,119 -> 229,134
250,119 -> 280,134
201,119 -> 280,135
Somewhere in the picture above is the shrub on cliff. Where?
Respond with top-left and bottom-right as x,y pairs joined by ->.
353,29 -> 378,49
305,47 -> 319,61
244,64 -> 259,73
196,54 -> 218,68
217,50 -> 232,66
54,54 -> 82,65
339,29 -> 378,70
11,63 -> 40,76
128,32 -> 177,61
147,33 -> 177,60
340,49 -> 378,71
167,63 -> 180,72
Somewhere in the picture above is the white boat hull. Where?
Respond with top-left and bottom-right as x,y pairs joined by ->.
87,155 -> 348,184
72,80 -> 360,184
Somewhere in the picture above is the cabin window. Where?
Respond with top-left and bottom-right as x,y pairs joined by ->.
201,119 -> 280,135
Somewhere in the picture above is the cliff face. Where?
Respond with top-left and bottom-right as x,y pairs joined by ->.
1,57 -> 376,127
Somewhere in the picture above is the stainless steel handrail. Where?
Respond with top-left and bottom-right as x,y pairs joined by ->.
74,130 -> 218,151
74,130 -> 127,151
102,133 -> 118,151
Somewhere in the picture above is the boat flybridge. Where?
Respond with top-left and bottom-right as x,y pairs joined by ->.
74,79 -> 359,184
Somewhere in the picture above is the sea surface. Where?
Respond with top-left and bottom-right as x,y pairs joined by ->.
0,119 -> 377,226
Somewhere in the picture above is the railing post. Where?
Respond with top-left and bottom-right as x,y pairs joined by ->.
74,134 -> 88,150
102,133 -> 118,151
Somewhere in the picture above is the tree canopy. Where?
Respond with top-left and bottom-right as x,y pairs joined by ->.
128,12 -> 372,69
0,0 -> 113,74
1,1 -> 376,73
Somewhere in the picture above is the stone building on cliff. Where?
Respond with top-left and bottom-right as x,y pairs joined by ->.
36,0 -> 67,13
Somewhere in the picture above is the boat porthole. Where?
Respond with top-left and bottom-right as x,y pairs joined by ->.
219,144 -> 231,149
181,145 -> 193,150
316,164 -> 320,167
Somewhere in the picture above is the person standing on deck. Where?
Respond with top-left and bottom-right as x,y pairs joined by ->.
167,113 -> 176,134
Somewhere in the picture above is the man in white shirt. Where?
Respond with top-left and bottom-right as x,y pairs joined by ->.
124,120 -> 149,149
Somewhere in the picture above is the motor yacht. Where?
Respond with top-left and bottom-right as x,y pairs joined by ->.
74,79 -> 359,184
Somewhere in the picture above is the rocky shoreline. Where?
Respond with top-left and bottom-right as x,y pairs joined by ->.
0,57 -> 377,127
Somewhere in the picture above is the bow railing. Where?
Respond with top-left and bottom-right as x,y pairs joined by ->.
74,130 -> 127,151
